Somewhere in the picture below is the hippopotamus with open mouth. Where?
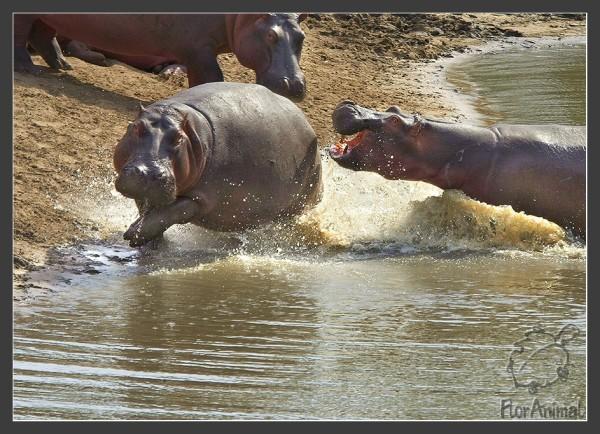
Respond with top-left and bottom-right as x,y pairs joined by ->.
15,13 -> 307,100
114,82 -> 322,247
329,101 -> 586,237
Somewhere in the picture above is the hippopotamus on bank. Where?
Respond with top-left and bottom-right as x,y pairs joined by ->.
329,101 -> 586,237
114,82 -> 322,247
14,13 -> 307,100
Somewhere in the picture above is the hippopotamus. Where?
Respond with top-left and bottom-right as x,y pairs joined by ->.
14,13 -> 307,100
329,101 -> 586,237
114,82 -> 322,247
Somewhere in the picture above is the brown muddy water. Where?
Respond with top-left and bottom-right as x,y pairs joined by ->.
14,40 -> 586,420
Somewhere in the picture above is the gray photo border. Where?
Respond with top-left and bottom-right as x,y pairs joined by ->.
3,0 -> 594,432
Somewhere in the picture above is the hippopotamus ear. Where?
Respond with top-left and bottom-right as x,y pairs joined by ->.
386,114 -> 407,128
254,13 -> 274,25
386,113 -> 423,136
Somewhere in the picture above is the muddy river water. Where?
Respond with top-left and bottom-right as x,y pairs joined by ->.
14,40 -> 586,420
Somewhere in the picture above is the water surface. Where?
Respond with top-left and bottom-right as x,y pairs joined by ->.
447,39 -> 586,126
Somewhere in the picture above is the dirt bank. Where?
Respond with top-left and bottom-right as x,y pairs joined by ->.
13,13 -> 586,299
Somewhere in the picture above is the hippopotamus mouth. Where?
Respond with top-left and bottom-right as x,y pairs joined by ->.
329,130 -> 371,160
328,101 -> 384,163
115,159 -> 177,207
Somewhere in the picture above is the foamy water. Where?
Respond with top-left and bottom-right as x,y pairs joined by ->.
61,153 -> 583,267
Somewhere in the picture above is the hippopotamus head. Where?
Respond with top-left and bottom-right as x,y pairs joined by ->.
114,104 -> 206,207
329,100 -> 453,182
229,13 -> 307,101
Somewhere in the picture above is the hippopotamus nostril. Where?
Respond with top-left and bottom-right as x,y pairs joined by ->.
276,77 -> 305,102
289,79 -> 305,95
124,164 -> 148,176
156,170 -> 170,180
278,77 -> 291,92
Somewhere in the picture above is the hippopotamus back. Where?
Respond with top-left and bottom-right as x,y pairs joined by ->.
167,83 -> 316,183
167,83 -> 321,230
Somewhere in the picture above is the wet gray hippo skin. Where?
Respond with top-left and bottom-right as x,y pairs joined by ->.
329,101 -> 586,237
114,83 -> 322,247
14,13 -> 307,100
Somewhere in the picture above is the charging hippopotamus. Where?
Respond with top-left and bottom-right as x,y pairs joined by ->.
329,101 -> 586,237
14,13 -> 307,100
114,82 -> 322,247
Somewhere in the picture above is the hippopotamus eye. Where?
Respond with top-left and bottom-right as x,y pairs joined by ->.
132,122 -> 146,137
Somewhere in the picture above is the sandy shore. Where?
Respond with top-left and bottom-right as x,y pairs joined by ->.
13,13 -> 586,300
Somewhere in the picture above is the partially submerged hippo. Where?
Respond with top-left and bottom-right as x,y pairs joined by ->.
15,13 -> 307,100
114,83 -> 322,247
329,101 -> 586,237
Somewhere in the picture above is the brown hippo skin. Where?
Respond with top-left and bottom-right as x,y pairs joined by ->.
329,101 -> 586,237
56,37 -> 178,73
114,82 -> 322,247
14,13 -> 307,100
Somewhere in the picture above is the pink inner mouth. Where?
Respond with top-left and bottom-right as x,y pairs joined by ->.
330,130 -> 366,158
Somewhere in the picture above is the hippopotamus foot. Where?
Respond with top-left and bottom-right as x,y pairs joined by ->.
156,63 -> 188,77
123,197 -> 203,247
63,40 -> 109,67
29,21 -> 73,71
46,46 -> 73,70
14,48 -> 47,74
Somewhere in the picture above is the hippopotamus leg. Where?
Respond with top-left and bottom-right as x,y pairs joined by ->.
61,39 -> 109,67
123,197 -> 205,247
14,15 -> 44,73
181,46 -> 224,87
28,20 -> 72,71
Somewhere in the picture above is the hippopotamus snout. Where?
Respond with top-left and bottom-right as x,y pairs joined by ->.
332,101 -> 385,135
115,160 -> 176,206
260,74 -> 306,101
280,75 -> 306,101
